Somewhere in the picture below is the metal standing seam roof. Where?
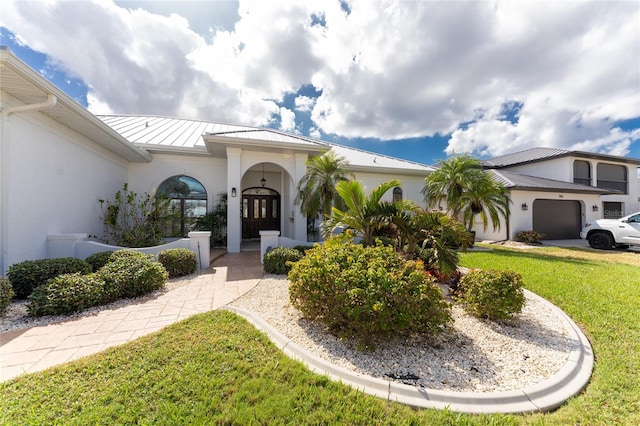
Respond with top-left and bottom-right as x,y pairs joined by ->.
98,115 -> 435,173
484,147 -> 640,168
489,170 -> 616,194
483,147 -> 571,168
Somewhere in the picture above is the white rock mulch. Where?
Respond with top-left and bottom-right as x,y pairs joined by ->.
230,275 -> 581,393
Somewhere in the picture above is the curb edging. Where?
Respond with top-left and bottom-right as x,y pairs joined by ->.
223,290 -> 593,414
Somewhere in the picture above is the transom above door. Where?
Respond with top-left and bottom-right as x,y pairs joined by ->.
242,187 -> 280,239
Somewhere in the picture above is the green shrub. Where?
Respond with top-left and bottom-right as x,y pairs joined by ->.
515,230 -> 545,244
0,277 -> 14,315
455,269 -> 525,320
288,240 -> 451,347
158,248 -> 197,278
293,245 -> 314,255
85,251 -> 115,272
264,247 -> 304,275
27,273 -> 105,317
8,258 -> 92,299
98,255 -> 168,301
109,250 -> 152,262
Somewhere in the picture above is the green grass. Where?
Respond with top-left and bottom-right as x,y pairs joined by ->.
1,246 -> 639,424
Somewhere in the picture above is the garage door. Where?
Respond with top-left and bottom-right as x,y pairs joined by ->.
532,199 -> 582,240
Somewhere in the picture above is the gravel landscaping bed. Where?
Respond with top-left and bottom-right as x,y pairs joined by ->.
230,275 -> 579,393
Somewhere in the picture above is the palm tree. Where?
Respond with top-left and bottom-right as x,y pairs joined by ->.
422,154 -> 485,217
327,179 -> 417,246
295,151 -> 354,221
459,171 -> 510,232
422,155 -> 510,232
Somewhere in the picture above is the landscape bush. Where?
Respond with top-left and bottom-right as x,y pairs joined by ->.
98,254 -> 168,302
293,245 -> 314,255
288,240 -> 451,347
85,251 -> 115,272
0,277 -> 14,315
263,247 -> 304,274
158,248 -> 197,278
8,258 -> 92,299
455,269 -> 525,319
27,273 -> 105,317
515,230 -> 545,244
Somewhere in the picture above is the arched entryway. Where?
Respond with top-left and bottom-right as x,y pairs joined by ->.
241,187 -> 281,239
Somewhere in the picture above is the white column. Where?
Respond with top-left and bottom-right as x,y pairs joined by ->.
293,153 -> 308,241
259,230 -> 280,264
188,231 -> 212,269
227,147 -> 242,253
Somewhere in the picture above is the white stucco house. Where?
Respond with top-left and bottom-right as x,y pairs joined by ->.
472,148 -> 640,241
2,46 -> 639,274
0,47 -> 433,274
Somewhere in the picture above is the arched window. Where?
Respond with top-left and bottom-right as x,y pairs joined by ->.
392,187 -> 403,202
573,160 -> 591,186
157,175 -> 207,237
597,163 -> 628,194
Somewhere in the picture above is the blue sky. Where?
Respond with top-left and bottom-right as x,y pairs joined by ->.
1,1 -> 639,166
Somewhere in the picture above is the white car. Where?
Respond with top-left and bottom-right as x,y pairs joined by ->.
580,212 -> 640,250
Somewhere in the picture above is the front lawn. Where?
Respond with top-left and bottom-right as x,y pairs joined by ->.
1,246 -> 639,424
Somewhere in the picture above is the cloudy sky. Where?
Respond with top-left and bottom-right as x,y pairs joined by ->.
1,0 -> 639,165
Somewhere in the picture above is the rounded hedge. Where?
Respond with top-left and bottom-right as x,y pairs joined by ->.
158,248 -> 197,278
27,273 -> 105,317
98,255 -> 168,302
0,277 -> 14,315
263,247 -> 304,275
455,269 -> 525,320
8,258 -> 92,299
85,251 -> 115,272
288,240 -> 451,347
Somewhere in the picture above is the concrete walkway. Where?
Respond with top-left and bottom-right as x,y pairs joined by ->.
0,252 -> 262,382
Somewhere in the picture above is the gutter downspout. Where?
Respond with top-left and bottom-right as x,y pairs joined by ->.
0,94 -> 57,274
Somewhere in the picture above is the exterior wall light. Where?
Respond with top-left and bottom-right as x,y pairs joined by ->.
592,204 -> 599,212
231,187 -> 237,197
521,203 -> 528,211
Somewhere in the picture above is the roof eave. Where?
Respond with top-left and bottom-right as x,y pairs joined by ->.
509,186 -> 616,195
203,134 -> 327,154
1,47 -> 151,163
136,144 -> 210,156
348,164 -> 433,176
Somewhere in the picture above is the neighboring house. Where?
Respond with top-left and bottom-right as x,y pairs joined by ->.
0,47 -> 432,274
473,148 -> 640,241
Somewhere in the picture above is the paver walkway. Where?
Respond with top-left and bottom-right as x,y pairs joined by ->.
0,252 -> 262,382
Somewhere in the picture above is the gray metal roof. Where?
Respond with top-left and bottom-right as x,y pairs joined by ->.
490,170 -> 615,194
483,148 -> 570,168
99,114 -> 435,173
484,147 -> 640,168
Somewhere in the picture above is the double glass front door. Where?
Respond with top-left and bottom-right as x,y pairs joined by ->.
242,188 -> 280,239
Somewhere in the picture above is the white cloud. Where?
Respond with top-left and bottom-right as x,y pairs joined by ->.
294,95 -> 315,112
278,107 -> 296,132
1,0 -> 638,157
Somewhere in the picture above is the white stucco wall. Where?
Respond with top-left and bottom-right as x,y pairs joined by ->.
1,105 -> 129,273
127,153 -> 228,210
472,190 -> 602,241
505,156 -> 639,217
351,171 -> 428,207
505,157 -> 573,181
